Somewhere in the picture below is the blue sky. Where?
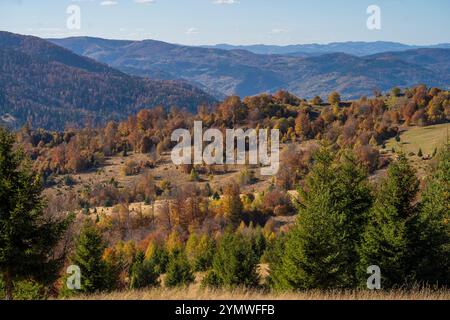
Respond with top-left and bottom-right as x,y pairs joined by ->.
1,0 -> 449,45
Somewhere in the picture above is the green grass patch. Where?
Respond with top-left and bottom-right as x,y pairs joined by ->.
385,123 -> 449,156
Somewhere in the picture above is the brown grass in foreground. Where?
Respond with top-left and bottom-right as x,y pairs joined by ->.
68,287 -> 450,301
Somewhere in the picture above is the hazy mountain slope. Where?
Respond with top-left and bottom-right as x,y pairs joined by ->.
204,41 -> 450,56
51,37 -> 450,99
368,48 -> 450,80
0,32 -> 216,130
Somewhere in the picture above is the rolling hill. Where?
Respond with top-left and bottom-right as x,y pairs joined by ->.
0,32 -> 216,130
50,37 -> 450,99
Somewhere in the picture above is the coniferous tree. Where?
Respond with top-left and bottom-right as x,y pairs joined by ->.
165,248 -> 194,288
265,233 -> 290,290
70,221 -> 109,294
129,251 -> 159,289
358,154 -> 419,288
145,241 -> 169,274
410,145 -> 450,286
0,127 -> 71,300
270,147 -> 372,290
204,231 -> 259,288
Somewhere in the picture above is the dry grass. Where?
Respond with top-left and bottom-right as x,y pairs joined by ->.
68,287 -> 450,301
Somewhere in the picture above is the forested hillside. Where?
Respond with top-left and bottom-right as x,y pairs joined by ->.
0,84 -> 449,299
0,32 -> 216,130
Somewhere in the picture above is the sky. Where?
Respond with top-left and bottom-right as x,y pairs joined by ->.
1,0 -> 449,45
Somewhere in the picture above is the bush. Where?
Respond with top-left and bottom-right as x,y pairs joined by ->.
120,160 -> 140,176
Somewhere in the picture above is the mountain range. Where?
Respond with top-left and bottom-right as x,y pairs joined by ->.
0,32 -> 216,130
202,41 -> 450,56
50,37 -> 450,99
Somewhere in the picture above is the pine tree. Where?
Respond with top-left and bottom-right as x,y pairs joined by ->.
270,147 -> 372,290
358,154 -> 419,288
129,251 -> 159,289
204,231 -> 259,288
410,144 -> 450,286
165,248 -> 194,288
70,221 -> 109,294
0,127 -> 71,300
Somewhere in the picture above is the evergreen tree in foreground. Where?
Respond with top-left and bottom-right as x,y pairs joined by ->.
0,127 -> 71,300
270,147 -> 372,290
358,154 -> 419,288
410,144 -> 450,286
70,221 -> 109,294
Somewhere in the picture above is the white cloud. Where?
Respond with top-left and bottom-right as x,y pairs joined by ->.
100,1 -> 118,6
185,27 -> 199,35
134,0 -> 155,4
213,0 -> 239,4
270,28 -> 289,34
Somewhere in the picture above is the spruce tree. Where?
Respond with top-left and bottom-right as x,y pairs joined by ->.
410,145 -> 450,286
70,221 -> 109,294
358,154 -> 419,288
0,127 -> 71,300
270,147 -> 372,290
165,248 -> 194,288
204,231 -> 259,288
129,251 -> 159,289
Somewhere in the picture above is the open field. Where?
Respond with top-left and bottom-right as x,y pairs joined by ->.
385,123 -> 449,156
68,287 -> 450,301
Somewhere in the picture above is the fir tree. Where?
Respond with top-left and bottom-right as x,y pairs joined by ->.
358,154 -> 419,288
129,251 -> 159,289
165,248 -> 194,288
410,145 -> 450,286
0,127 -> 71,300
204,231 -> 259,288
270,147 -> 372,290
70,221 -> 109,294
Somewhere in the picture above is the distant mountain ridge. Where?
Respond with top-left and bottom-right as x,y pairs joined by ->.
203,41 -> 450,56
0,32 -> 216,130
50,36 -> 450,99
